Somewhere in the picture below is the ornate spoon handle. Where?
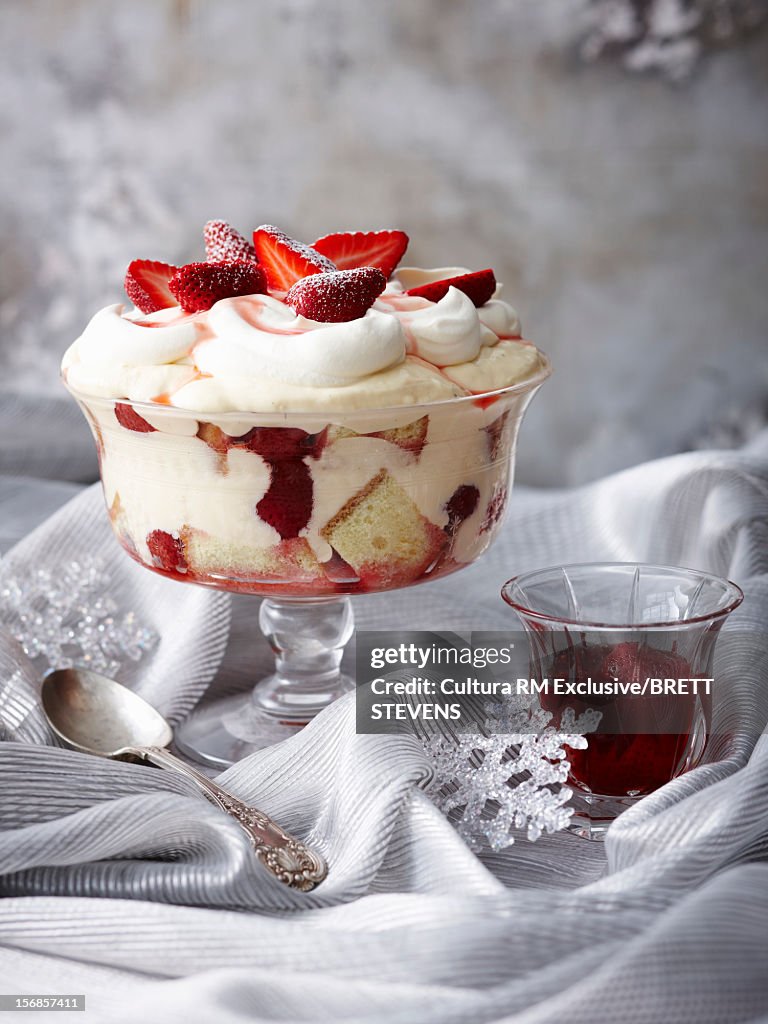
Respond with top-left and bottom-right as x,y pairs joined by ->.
129,745 -> 327,892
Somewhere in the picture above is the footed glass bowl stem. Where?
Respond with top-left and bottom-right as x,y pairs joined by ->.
175,596 -> 355,767
255,597 -> 354,719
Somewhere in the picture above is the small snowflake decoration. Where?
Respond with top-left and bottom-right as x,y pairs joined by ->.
582,0 -> 768,81
424,699 -> 601,851
0,556 -> 158,677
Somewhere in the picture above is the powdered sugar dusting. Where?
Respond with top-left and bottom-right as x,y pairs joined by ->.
256,225 -> 336,271
253,225 -> 338,291
204,220 -> 257,263
286,267 -> 386,323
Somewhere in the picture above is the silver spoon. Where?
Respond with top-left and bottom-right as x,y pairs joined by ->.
41,668 -> 327,892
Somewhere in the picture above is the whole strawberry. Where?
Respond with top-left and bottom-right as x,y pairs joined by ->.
169,260 -> 266,313
146,530 -> 187,573
285,267 -> 386,323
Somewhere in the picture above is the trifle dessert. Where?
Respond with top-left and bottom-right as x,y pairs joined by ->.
63,220 -> 549,764
63,221 -> 549,598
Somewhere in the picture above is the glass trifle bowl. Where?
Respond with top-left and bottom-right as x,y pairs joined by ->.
65,373 -> 548,765
62,220 -> 550,765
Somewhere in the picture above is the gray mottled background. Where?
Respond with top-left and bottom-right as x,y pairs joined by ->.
1,0 -> 766,485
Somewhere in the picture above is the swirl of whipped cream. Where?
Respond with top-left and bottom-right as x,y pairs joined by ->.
477,298 -> 521,338
74,304 -> 198,366
196,295 -> 406,387
398,287 -> 497,367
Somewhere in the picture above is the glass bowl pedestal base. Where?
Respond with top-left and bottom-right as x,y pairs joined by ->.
175,596 -> 354,768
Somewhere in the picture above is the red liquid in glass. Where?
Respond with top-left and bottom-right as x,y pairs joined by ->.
566,732 -> 692,796
540,642 -> 700,797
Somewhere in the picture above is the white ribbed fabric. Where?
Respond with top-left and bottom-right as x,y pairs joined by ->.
0,435 -> 767,1024
0,485 -> 232,727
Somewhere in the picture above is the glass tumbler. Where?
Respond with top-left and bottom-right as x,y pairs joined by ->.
502,563 -> 743,838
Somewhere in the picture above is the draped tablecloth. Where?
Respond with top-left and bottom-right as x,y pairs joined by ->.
0,430 -> 767,1024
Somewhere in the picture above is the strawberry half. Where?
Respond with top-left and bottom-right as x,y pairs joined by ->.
311,230 -> 408,278
124,260 -> 178,314
204,219 -> 257,263
285,267 -> 386,323
233,426 -> 317,461
444,484 -> 480,536
252,225 -> 336,291
146,530 -> 187,573
601,643 -> 690,684
169,260 -> 267,313
480,485 -> 507,533
257,461 -> 313,540
405,268 -> 496,307
115,403 -> 156,433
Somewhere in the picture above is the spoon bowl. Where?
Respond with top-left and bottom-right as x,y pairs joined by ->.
43,668 -> 172,755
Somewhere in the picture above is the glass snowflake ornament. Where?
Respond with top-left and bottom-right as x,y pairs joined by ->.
423,700 -> 601,851
582,0 -> 768,80
0,556 -> 158,677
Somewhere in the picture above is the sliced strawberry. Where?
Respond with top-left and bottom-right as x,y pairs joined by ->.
204,220 -> 257,263
252,225 -> 336,291
444,484 -> 480,536
124,260 -> 178,314
480,485 -> 507,533
234,426 -> 311,461
285,267 -> 386,323
233,426 -> 329,462
257,461 -> 313,539
486,410 -> 510,461
405,268 -> 496,308
146,530 -> 187,572
115,403 -> 156,433
304,426 -> 330,459
169,260 -> 267,313
311,230 -> 409,278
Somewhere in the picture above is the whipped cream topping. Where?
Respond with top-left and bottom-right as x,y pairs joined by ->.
477,299 -> 521,338
76,304 -> 198,366
393,287 -> 497,366
198,295 -> 406,387
63,266 -> 539,413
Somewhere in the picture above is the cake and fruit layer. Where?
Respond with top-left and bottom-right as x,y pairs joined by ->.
87,392 -> 523,594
